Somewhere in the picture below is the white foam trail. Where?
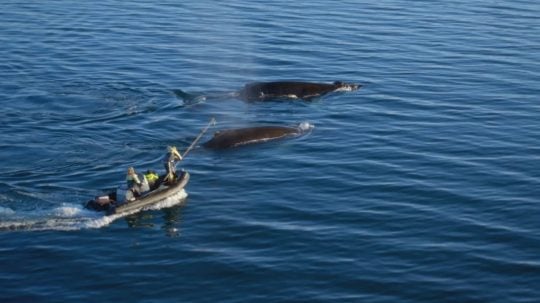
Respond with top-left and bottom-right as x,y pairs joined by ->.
298,121 -> 315,132
0,190 -> 188,231
52,204 -> 86,217
335,87 -> 353,92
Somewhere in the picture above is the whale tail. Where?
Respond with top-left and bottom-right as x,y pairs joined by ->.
172,89 -> 207,104
173,89 -> 240,104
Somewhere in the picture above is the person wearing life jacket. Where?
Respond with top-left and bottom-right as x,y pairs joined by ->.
126,167 -> 142,198
163,146 -> 183,183
145,169 -> 159,189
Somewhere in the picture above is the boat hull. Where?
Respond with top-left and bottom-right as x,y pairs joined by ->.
84,171 -> 190,216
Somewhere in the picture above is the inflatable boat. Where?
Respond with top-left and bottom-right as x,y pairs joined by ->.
84,171 -> 190,216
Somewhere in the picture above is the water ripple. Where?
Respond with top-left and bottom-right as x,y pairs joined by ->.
1,0 -> 539,302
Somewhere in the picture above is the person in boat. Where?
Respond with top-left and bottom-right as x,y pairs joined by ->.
145,169 -> 159,189
126,166 -> 142,198
163,146 -> 183,183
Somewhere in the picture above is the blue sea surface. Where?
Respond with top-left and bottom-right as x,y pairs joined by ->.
1,1 -> 539,302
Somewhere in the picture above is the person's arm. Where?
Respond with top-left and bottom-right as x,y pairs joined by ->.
134,174 -> 141,185
174,150 -> 183,161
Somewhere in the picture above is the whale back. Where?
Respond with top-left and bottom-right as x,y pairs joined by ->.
238,81 -> 346,101
203,125 -> 303,149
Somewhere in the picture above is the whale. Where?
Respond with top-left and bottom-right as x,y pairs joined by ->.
173,81 -> 360,103
203,122 -> 313,149
236,81 -> 360,102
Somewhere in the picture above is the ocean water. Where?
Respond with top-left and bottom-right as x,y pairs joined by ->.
1,1 -> 539,302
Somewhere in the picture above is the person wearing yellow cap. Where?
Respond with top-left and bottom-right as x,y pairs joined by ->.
163,146 -> 183,183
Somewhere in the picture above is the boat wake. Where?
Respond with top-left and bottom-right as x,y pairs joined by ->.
0,190 -> 188,231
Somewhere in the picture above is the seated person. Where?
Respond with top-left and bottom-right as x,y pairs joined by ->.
145,169 -> 160,190
126,167 -> 142,200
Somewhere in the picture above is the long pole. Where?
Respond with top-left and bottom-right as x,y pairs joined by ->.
182,117 -> 216,158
